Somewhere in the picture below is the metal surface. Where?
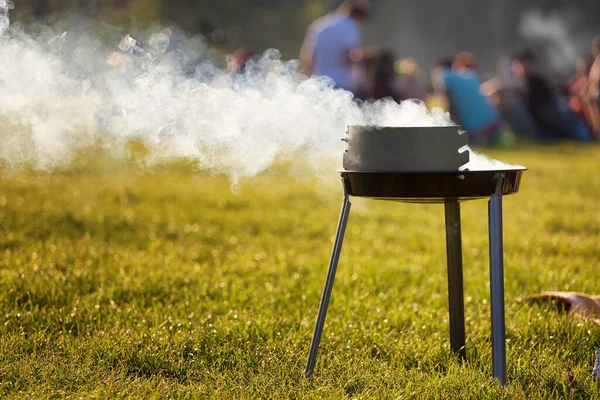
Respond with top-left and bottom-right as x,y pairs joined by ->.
341,169 -> 525,202
305,145 -> 522,384
305,193 -> 352,379
489,177 -> 507,386
445,200 -> 466,359
343,126 -> 469,172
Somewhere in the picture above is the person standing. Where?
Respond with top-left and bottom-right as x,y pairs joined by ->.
299,0 -> 371,94
371,51 -> 403,102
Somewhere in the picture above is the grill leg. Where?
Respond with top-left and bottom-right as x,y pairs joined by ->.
444,200 -> 466,360
489,191 -> 506,387
304,194 -> 352,379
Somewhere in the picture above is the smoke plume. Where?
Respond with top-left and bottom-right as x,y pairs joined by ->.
518,9 -> 594,75
1,3 -> 519,182
0,4 -> 458,183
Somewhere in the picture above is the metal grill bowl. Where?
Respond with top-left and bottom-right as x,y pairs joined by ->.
340,168 -> 526,203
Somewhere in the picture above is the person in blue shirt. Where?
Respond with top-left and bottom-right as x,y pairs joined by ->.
299,0 -> 371,93
433,53 -> 502,144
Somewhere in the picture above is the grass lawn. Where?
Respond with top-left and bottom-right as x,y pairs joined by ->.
0,145 -> 599,399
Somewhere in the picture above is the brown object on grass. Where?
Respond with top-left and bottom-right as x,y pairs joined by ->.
527,292 -> 600,325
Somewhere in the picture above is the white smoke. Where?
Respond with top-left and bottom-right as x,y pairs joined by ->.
0,8 -> 456,182
518,9 -> 593,74
459,146 -> 523,171
0,4 -> 515,182
0,0 -> 13,33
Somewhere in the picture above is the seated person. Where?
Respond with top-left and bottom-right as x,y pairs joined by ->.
513,49 -> 592,142
432,53 -> 501,144
587,37 -> 600,139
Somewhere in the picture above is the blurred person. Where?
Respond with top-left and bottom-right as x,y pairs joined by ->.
299,1 -> 356,76
432,53 -> 501,144
590,37 -> 600,103
512,49 -> 592,142
587,37 -> 600,138
352,56 -> 377,100
567,55 -> 592,118
428,58 -> 454,116
481,51 -> 541,140
370,55 -> 426,103
453,52 -> 478,71
395,57 -> 426,100
299,0 -> 372,93
568,54 -> 599,137
107,34 -> 145,69
299,1 -> 352,76
227,48 -> 255,74
102,34 -> 149,133
372,50 -> 402,102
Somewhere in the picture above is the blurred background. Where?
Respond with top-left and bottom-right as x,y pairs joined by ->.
8,0 -> 600,80
4,0 -> 600,147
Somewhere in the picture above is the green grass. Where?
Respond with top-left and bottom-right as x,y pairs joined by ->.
1,145 -> 599,399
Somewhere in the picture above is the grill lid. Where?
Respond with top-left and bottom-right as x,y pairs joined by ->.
343,126 -> 469,172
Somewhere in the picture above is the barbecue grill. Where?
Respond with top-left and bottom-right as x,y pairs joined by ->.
304,125 -> 526,386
